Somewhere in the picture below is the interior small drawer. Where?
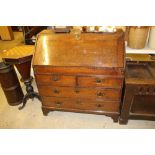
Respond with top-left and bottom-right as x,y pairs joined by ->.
78,76 -> 123,88
35,74 -> 75,86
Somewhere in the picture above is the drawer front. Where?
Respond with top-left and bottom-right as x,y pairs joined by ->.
42,97 -> 120,112
35,74 -> 75,86
78,76 -> 123,88
38,86 -> 121,101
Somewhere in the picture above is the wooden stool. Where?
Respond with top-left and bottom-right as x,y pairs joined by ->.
120,61 -> 155,124
0,45 -> 41,109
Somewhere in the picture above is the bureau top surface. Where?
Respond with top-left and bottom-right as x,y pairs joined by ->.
33,30 -> 125,68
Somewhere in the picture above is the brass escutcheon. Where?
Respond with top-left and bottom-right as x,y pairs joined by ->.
52,75 -> 60,81
55,101 -> 62,106
97,92 -> 105,97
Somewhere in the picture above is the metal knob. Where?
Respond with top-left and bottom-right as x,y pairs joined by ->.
75,89 -> 80,93
96,78 -> 102,83
55,101 -> 62,106
96,103 -> 102,108
97,92 -> 104,97
52,75 -> 60,81
53,89 -> 60,94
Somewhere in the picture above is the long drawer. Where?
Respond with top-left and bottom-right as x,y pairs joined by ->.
35,74 -> 123,88
42,96 -> 120,112
38,86 -> 121,101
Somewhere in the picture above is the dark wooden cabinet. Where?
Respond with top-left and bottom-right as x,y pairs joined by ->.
120,62 -> 155,124
0,62 -> 24,105
33,30 -> 125,122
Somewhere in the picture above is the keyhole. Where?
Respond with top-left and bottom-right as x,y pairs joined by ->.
96,103 -> 104,108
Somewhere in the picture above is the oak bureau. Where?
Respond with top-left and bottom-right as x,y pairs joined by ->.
33,30 -> 125,122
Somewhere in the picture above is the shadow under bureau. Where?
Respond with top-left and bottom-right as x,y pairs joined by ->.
33,30 -> 125,122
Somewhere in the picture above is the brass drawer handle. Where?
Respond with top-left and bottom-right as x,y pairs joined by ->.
96,78 -> 103,83
75,89 -> 80,93
53,89 -> 60,94
97,92 -> 105,97
52,75 -> 60,81
96,103 -> 104,108
55,101 -> 62,106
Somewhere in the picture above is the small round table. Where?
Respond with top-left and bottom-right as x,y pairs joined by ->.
0,45 -> 41,110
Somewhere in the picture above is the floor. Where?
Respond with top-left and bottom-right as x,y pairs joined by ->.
0,31 -> 155,128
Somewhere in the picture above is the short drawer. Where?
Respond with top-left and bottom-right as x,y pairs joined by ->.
35,74 -> 75,86
42,97 -> 120,112
78,76 -> 123,88
38,86 -> 121,101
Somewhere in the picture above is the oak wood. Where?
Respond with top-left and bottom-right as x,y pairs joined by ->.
42,96 -> 120,113
38,86 -> 121,101
78,76 -> 123,88
34,66 -> 124,76
35,74 -> 76,87
33,30 -> 125,68
35,74 -> 123,88
33,30 -> 125,121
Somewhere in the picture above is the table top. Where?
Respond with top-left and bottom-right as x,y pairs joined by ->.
125,62 -> 155,85
0,45 -> 34,59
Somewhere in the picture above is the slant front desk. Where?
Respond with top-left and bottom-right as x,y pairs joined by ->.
33,30 -> 125,122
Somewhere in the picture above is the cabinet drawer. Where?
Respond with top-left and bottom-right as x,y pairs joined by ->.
35,74 -> 75,86
38,86 -> 121,101
42,97 -> 119,112
78,76 -> 123,88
